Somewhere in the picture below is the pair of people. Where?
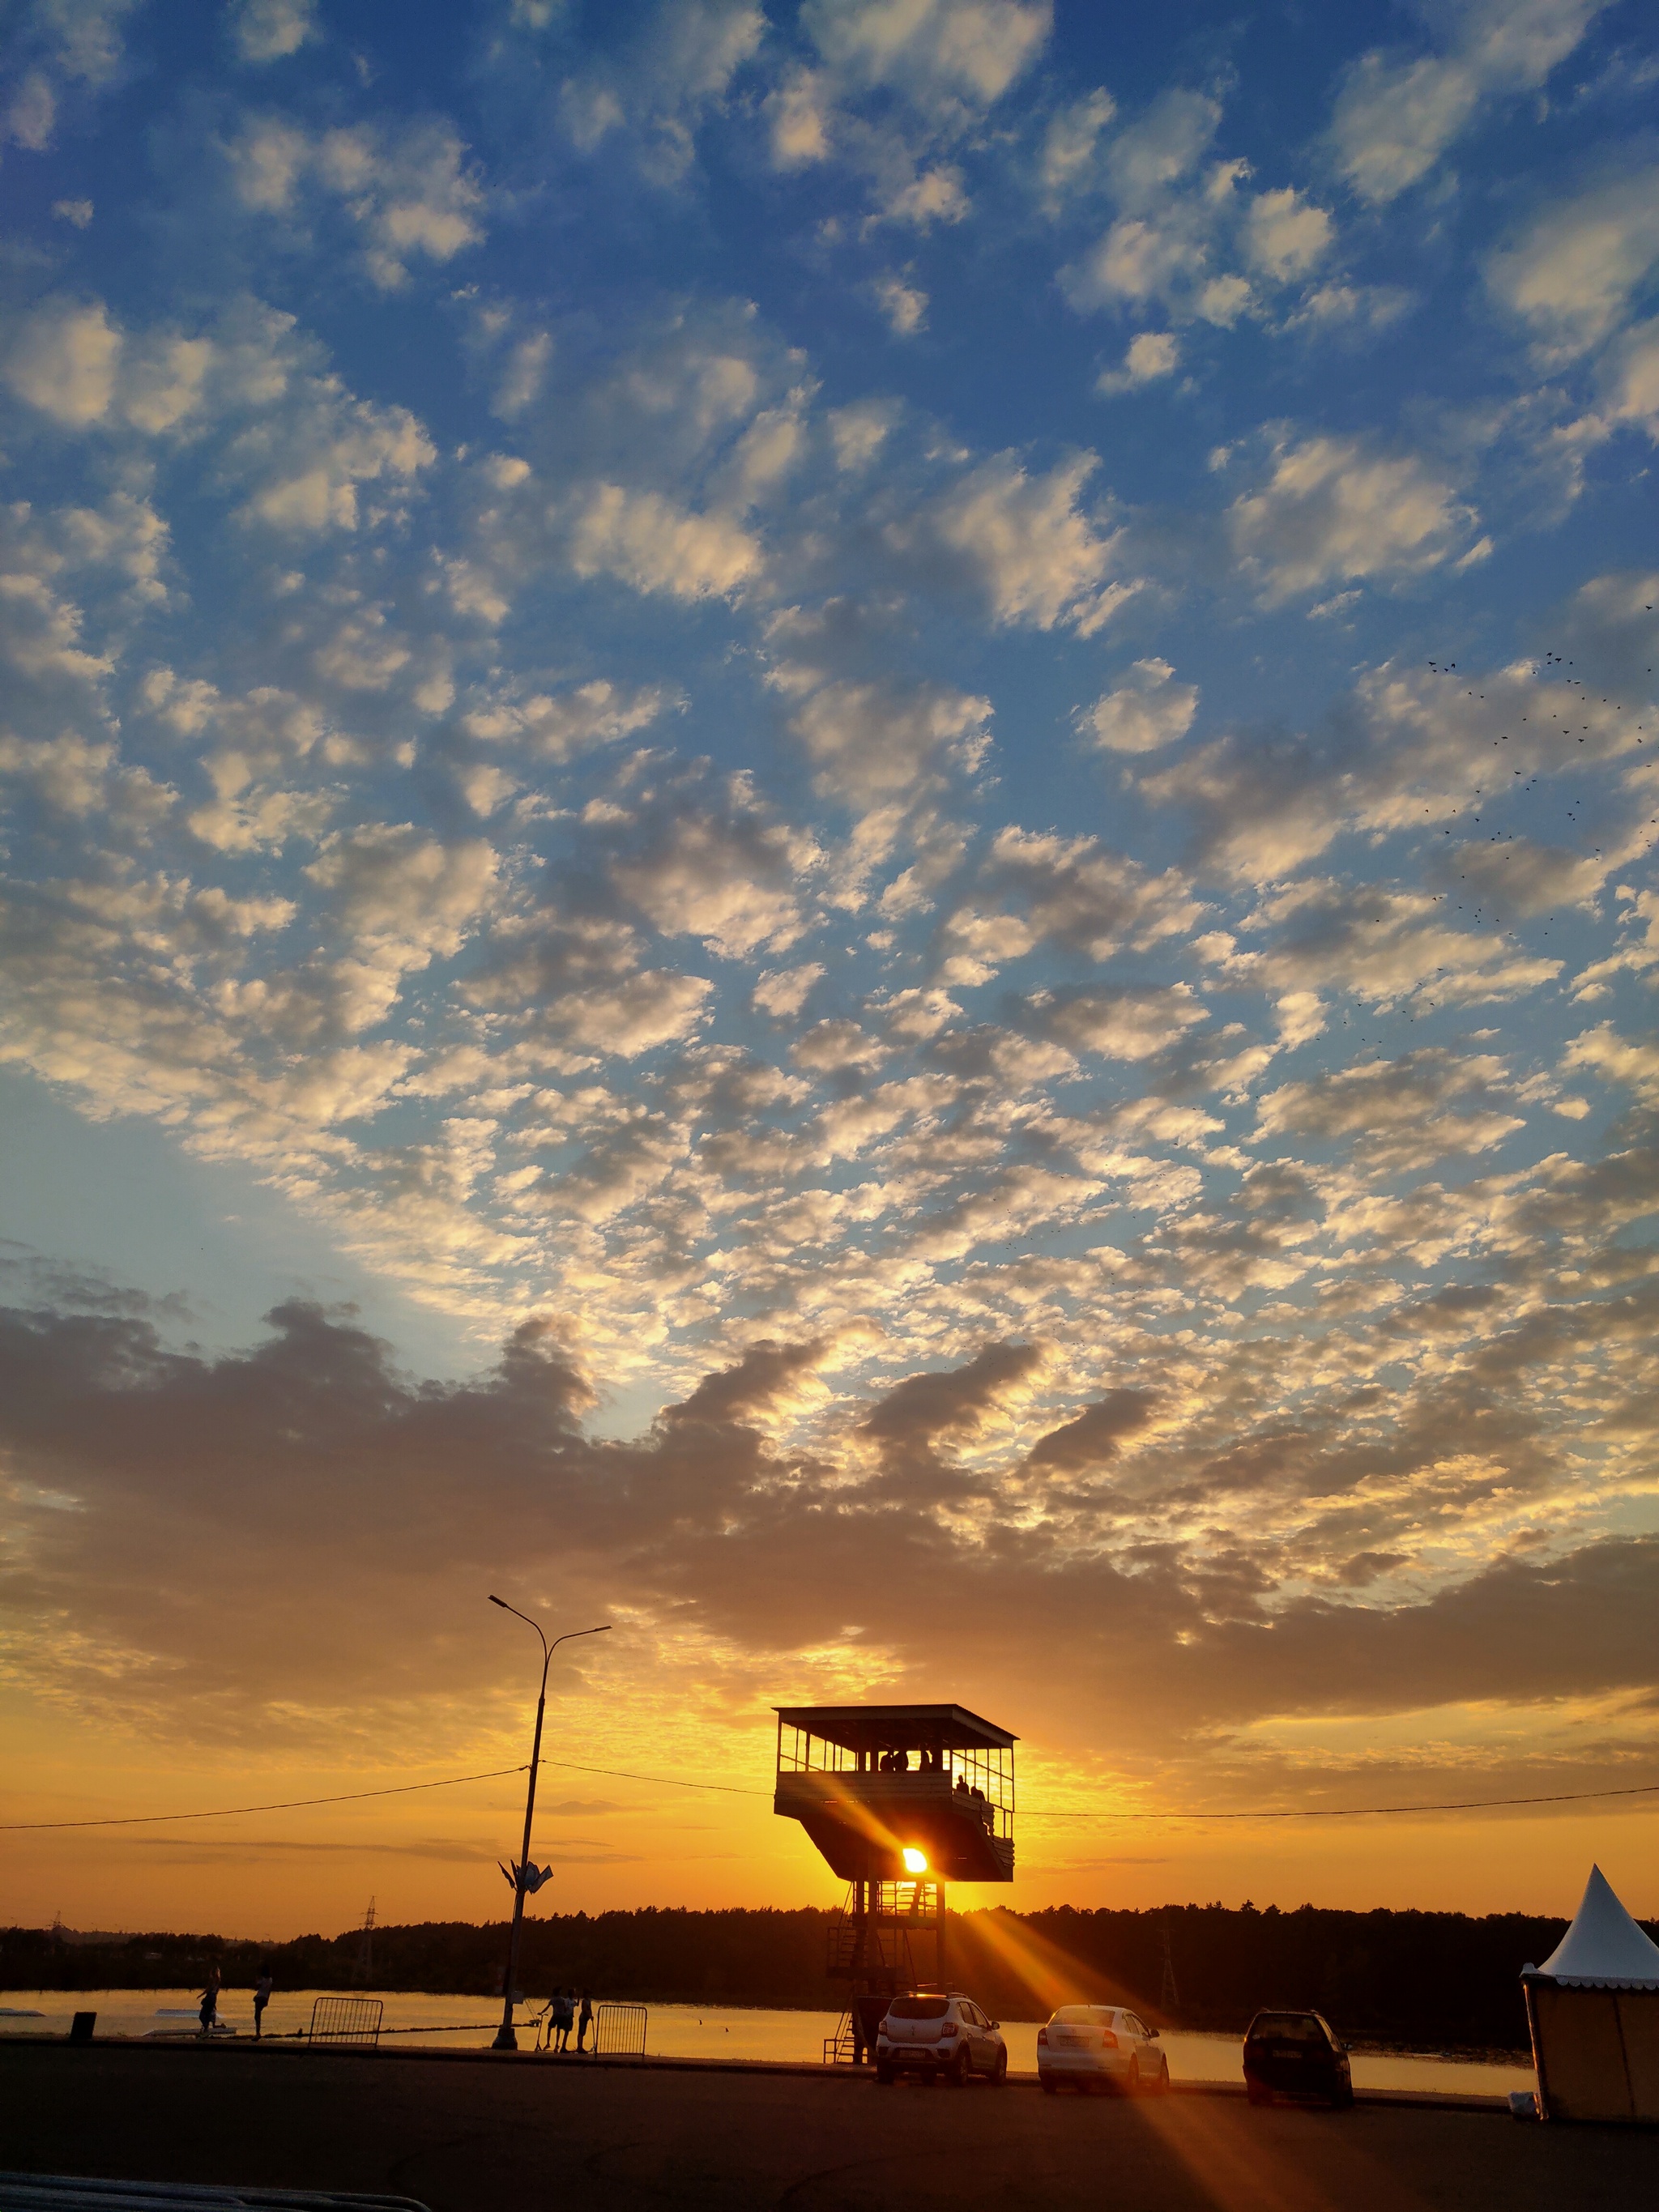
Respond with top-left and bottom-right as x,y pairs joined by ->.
878,1747 -> 945,1774
544,1987 -> 595,2053
198,1964 -> 275,2037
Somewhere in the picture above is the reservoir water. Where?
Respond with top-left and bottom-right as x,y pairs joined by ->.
2,1988 -> 1536,2098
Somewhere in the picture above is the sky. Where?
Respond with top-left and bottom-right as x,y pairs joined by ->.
2,0 -> 1658,1943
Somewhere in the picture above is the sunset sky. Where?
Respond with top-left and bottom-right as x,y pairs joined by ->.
2,0 -> 1657,1943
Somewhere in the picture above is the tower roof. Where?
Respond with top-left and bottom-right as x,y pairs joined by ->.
774,1703 -> 1017,1752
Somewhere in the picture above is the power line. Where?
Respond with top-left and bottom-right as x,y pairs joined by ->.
3,1757 -> 1654,1835
1021,1779 -> 1659,1822
0,1764 -> 533,1832
541,1755 -> 769,1798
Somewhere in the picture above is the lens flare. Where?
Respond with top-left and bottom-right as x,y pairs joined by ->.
902,1846 -> 928,1873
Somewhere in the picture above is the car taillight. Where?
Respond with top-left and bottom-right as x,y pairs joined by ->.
1036,2027 -> 1048,2046
1099,2029 -> 1118,2048
940,2022 -> 957,2037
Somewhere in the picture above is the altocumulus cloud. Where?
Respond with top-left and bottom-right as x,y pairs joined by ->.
0,0 -> 1656,1823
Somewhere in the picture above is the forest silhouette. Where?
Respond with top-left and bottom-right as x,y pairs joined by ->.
10,1899 -> 1640,2052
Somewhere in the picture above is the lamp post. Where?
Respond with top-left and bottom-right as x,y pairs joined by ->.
488,1597 -> 611,2051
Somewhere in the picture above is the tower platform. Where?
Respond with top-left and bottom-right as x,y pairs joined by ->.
773,1703 -> 1016,1884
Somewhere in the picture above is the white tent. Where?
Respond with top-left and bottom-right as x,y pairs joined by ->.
1523,1865 -> 1659,2123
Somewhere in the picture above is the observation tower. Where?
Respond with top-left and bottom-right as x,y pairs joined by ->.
773,1703 -> 1017,2056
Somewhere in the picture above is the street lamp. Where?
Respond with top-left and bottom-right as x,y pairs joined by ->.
488,1596 -> 611,2051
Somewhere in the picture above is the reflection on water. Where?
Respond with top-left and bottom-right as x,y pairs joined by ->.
1,1990 -> 1537,2098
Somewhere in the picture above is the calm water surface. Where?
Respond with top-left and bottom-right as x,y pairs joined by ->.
0,1989 -> 1536,2098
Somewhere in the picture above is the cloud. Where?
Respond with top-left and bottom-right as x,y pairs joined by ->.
2,0 -> 137,156
1562,1023 -> 1659,1104
1253,1049 -> 1524,1173
608,797 -> 817,960
1329,0 -> 1608,204
766,68 -> 831,167
937,825 -> 1203,982
1212,878 -> 1560,1005
1020,983 -> 1208,1063
551,0 -> 763,181
874,272 -> 928,336
778,671 -> 992,807
1094,330 -> 1179,394
1026,1387 -> 1154,1472
1243,186 -> 1333,283
6,1293 -> 1659,1789
231,0 -> 318,63
1226,430 -> 1482,604
493,330 -> 553,420
890,452 -> 1137,633
4,299 -> 122,427
1598,316 -> 1659,441
228,114 -> 486,288
569,484 -> 761,600
2,295 -> 437,536
770,2 -> 1047,232
802,0 -> 1051,113
752,964 -> 824,1021
1486,166 -> 1659,363
1060,93 -> 1336,337
462,914 -> 714,1060
460,680 -> 672,760
1077,658 -> 1196,754
1038,87 -> 1116,207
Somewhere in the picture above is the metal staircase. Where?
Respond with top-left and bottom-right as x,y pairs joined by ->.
825,1879 -> 938,1980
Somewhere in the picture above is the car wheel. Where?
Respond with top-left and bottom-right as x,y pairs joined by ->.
1152,2057 -> 1170,2095
992,2049 -> 1008,2087
949,2046 -> 971,2087
1126,2058 -> 1141,2096
1247,2083 -> 1267,2107
1333,2086 -> 1354,2110
1040,2073 -> 1056,2095
875,2064 -> 893,2086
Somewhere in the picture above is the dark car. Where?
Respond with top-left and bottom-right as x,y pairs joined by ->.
1243,2010 -> 1354,2108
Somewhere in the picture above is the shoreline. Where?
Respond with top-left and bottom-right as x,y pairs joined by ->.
0,1991 -> 1533,2065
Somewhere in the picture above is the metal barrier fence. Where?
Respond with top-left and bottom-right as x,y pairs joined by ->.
307,1996 -> 385,2047
592,2002 -> 646,2059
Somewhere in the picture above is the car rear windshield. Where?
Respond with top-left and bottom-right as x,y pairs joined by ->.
889,1997 -> 949,2019
1249,2014 -> 1324,2042
1052,2007 -> 1117,2027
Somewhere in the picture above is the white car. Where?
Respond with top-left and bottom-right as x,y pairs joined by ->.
1037,2004 -> 1170,2095
875,1992 -> 1009,2086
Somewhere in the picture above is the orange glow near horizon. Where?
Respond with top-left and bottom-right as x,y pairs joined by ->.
3,1689 -> 1657,1945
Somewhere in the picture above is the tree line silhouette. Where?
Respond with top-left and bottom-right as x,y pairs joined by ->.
7,1899 -> 1636,2052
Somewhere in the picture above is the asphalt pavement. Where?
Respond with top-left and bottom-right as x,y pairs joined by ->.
1,2040 -> 1649,2212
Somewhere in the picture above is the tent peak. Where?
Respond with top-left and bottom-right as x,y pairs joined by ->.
1535,1863 -> 1659,1988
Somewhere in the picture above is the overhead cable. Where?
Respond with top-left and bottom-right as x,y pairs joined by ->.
5,1757 -> 1655,1834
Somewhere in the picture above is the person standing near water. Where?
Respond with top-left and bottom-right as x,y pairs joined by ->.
254,1967 -> 273,2039
198,1963 -> 221,2035
578,1989 -> 594,2053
